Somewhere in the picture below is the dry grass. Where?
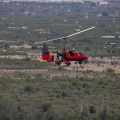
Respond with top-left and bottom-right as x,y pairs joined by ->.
0,54 -> 119,75
64,56 -> 120,73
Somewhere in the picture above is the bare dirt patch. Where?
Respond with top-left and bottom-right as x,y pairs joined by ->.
65,56 -> 120,73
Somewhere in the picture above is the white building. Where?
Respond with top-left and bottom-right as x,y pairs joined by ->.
101,36 -> 115,39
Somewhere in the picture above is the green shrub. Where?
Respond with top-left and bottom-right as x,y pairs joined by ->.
0,99 -> 27,120
24,85 -> 34,93
106,68 -> 115,73
41,103 -> 52,112
61,91 -> 68,98
89,106 -> 96,114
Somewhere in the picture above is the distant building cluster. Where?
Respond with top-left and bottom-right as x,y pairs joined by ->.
101,36 -> 120,39
8,26 -> 27,29
1,0 -> 93,2
35,29 -> 50,34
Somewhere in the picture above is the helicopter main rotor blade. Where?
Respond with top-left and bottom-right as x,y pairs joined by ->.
35,36 -> 66,44
66,26 -> 95,38
35,26 -> 95,44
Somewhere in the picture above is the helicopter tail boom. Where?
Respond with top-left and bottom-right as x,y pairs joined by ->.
42,51 -> 54,62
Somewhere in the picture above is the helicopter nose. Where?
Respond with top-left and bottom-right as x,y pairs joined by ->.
85,56 -> 88,59
84,55 -> 88,60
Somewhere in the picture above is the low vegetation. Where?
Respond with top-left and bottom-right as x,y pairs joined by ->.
0,66 -> 120,119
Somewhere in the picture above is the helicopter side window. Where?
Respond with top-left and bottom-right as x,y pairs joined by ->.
69,51 -> 75,56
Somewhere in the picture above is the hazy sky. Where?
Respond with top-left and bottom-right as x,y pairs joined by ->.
3,0 -> 104,2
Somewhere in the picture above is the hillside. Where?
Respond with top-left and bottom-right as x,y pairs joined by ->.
0,1 -> 120,120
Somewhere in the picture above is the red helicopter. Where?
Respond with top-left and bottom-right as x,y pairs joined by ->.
36,27 -> 95,65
